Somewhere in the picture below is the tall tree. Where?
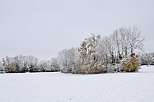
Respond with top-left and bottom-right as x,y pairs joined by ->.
77,34 -> 102,74
127,26 -> 144,56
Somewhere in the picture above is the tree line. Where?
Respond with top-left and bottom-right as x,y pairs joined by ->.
0,26 -> 149,74
0,55 -> 60,73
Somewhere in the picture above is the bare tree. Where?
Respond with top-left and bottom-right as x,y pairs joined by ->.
127,26 -> 144,56
112,29 -> 122,60
119,27 -> 129,58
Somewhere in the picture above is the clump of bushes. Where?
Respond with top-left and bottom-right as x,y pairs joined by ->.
58,31 -> 143,74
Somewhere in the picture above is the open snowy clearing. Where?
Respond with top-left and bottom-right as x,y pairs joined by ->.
0,66 -> 154,102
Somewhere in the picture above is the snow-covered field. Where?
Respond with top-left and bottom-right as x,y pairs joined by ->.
0,66 -> 154,102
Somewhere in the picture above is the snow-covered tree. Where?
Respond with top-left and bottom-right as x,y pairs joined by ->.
37,58 -> 60,72
140,53 -> 154,65
97,36 -> 121,72
0,60 -> 5,72
119,27 -> 130,58
25,55 -> 39,72
50,58 -> 60,72
126,27 -> 144,56
3,56 -> 18,73
3,55 -> 39,73
76,34 -> 102,74
57,47 -> 78,73
37,60 -> 49,72
97,36 -> 109,68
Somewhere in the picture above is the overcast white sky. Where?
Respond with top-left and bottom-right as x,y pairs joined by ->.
0,0 -> 154,60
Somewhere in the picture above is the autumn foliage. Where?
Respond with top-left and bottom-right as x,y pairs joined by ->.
121,55 -> 140,72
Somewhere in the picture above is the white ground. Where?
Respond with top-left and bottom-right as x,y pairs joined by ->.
0,66 -> 154,102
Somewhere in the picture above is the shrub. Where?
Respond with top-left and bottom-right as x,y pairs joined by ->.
121,55 -> 140,72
